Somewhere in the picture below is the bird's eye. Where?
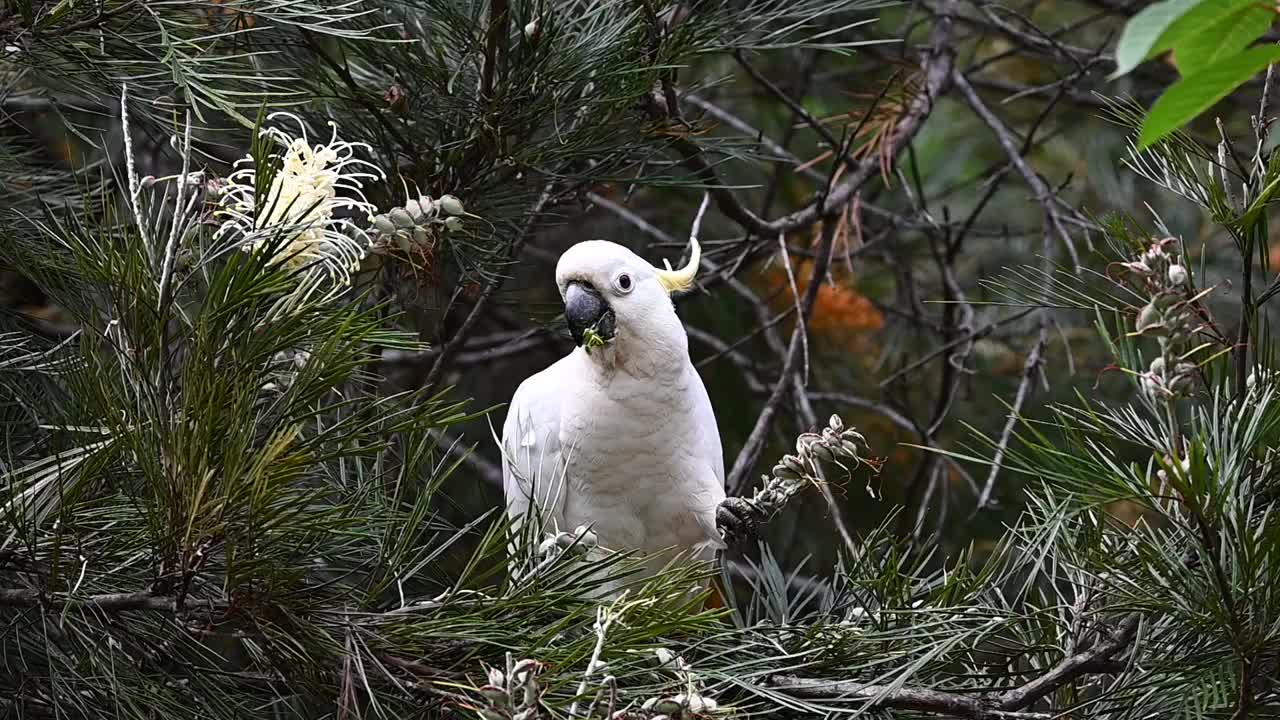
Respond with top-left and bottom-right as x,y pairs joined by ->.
615,273 -> 633,293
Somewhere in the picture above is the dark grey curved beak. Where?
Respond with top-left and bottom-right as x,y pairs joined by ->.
564,282 -> 615,346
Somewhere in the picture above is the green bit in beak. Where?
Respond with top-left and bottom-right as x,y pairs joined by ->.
581,326 -> 610,354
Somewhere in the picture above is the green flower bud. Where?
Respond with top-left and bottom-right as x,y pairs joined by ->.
404,197 -> 428,221
371,215 -> 397,236
439,194 -> 465,216
653,699 -> 683,715
389,207 -> 415,228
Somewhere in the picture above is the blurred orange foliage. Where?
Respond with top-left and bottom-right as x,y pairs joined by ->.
758,256 -> 884,341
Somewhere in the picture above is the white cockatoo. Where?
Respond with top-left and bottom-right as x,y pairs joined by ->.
501,237 -> 725,587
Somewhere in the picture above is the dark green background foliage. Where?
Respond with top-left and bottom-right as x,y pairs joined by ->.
2,0 -> 1279,717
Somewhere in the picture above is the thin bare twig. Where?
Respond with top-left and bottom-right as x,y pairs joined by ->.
682,93 -> 827,184
642,3 -> 956,254
421,188 -> 551,392
952,71 -> 1081,269
727,216 -> 838,494
879,308 -> 1038,387
974,318 -> 1049,510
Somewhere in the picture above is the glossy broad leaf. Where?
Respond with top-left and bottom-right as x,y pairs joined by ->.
1139,45 -> 1280,148
1111,0 -> 1207,79
1166,0 -> 1275,75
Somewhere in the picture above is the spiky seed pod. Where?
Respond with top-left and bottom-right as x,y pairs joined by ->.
782,455 -> 807,474
677,693 -> 718,713
1135,303 -> 1165,335
809,442 -> 836,463
796,434 -> 815,455
479,685 -> 510,704
537,536 -> 558,556
772,464 -> 801,481
1153,291 -> 1179,311
1149,356 -> 1166,376
1169,362 -> 1197,392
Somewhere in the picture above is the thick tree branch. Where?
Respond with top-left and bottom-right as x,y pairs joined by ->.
771,676 -> 1044,720
998,613 -> 1141,710
770,614 -> 1140,719
0,589 -> 185,612
479,0 -> 510,100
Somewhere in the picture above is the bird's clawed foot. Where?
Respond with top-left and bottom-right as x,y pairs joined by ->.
716,496 -> 769,547
537,525 -> 599,559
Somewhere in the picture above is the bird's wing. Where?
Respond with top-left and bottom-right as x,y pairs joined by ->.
500,357 -> 573,537
688,363 -> 726,489
686,363 -> 728,555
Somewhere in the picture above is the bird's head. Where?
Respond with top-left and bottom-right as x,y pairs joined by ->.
554,238 -> 700,363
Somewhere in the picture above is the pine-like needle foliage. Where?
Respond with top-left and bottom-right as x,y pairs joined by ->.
4,2 -> 1280,719
2,0 -> 891,282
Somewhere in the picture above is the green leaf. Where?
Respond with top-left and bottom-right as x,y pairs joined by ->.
1156,0 -> 1261,55
1111,0 -> 1206,79
1168,0 -> 1275,75
1139,45 -> 1280,148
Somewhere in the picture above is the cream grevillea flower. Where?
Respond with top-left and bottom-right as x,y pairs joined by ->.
216,113 -> 384,296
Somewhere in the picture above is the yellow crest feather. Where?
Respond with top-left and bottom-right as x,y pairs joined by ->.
655,238 -> 700,295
